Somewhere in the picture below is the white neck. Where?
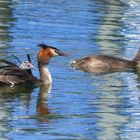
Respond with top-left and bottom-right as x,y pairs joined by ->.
38,63 -> 52,84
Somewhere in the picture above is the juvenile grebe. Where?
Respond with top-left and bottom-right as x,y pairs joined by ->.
19,54 -> 34,75
70,48 -> 140,73
0,43 -> 67,86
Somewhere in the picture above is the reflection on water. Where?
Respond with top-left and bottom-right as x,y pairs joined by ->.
120,0 -> 140,60
96,0 -> 126,55
0,1 -> 15,139
1,0 -> 140,139
36,84 -> 52,122
0,0 -> 15,51
92,73 -> 129,140
0,84 -> 53,137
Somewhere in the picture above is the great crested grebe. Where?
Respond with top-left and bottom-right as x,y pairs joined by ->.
70,48 -> 140,73
0,43 -> 67,86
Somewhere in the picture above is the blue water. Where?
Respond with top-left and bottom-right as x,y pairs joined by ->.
1,0 -> 140,139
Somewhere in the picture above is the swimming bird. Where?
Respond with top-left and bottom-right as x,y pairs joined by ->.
0,43 -> 67,86
70,48 -> 140,73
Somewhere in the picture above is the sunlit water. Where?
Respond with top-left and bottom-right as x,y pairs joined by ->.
0,0 -> 140,140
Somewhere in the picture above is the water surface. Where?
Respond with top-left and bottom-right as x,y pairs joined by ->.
0,0 -> 140,139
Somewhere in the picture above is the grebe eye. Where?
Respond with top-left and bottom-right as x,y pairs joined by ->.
54,49 -> 59,54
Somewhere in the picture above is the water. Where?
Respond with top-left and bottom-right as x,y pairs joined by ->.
0,0 -> 140,139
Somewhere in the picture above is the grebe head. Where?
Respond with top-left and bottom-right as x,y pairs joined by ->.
37,43 -> 67,64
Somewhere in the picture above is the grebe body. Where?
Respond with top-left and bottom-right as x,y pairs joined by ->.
0,43 -> 66,86
71,49 -> 140,73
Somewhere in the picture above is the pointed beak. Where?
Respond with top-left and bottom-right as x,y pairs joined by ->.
59,51 -> 69,57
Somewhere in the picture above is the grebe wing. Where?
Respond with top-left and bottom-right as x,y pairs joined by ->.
0,59 -> 18,67
0,68 -> 37,86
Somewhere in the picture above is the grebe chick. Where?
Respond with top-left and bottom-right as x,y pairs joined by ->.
20,54 -> 34,71
12,53 -> 34,75
70,49 -> 140,73
20,61 -> 34,69
0,43 -> 67,86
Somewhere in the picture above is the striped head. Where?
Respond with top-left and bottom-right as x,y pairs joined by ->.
37,43 -> 68,64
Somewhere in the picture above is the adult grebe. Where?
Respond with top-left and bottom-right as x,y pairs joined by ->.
70,48 -> 140,73
0,43 -> 67,86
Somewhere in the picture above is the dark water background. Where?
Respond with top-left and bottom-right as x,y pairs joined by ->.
1,0 -> 140,139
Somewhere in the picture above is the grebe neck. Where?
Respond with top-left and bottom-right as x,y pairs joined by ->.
38,62 -> 52,84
